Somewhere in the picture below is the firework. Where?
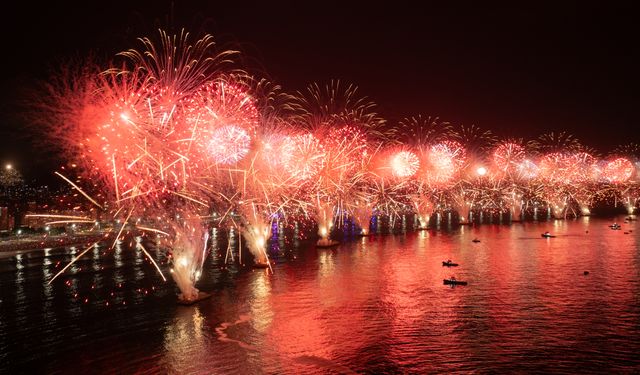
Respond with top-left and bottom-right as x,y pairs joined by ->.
166,209 -> 210,301
37,29 -> 249,302
207,125 -> 252,165
603,157 -> 634,183
281,133 -> 326,181
290,80 -> 389,140
534,131 -> 581,153
452,124 -> 497,157
397,115 -> 452,146
516,159 -> 540,179
492,141 -> 526,174
351,199 -> 374,235
425,140 -> 466,186
33,26 -> 640,307
611,143 -> 640,159
390,150 -> 420,178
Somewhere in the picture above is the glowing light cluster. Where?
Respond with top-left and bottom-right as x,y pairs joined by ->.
391,150 -> 420,178
208,125 -> 251,165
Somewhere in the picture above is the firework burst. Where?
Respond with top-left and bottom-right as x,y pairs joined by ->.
32,27 -> 640,306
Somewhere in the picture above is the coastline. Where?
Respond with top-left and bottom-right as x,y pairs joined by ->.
0,232 -> 112,256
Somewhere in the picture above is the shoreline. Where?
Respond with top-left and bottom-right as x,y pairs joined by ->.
0,213 -> 632,257
0,232 -> 112,255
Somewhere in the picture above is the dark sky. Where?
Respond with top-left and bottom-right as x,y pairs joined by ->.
1,1 -> 638,184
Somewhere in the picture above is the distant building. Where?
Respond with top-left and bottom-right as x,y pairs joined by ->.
24,209 -> 93,230
0,206 -> 10,231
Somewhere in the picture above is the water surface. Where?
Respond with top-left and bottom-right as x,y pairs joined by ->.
1,216 -> 639,373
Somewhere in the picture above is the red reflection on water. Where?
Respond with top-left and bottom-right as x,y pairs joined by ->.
262,248 -> 370,373
10,217 -> 638,373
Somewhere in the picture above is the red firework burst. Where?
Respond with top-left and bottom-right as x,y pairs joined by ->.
425,140 -> 466,185
281,133 -> 326,180
603,158 -> 634,183
207,125 -> 251,165
390,150 -> 420,178
492,142 -> 525,172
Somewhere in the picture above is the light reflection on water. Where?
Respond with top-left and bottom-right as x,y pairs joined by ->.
0,216 -> 639,373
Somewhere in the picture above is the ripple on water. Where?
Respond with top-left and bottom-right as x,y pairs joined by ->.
1,216 -> 639,373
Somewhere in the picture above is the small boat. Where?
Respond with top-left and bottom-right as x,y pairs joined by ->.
253,261 -> 270,269
442,260 -> 459,267
472,238 -> 481,243
316,239 -> 340,248
541,232 -> 556,238
626,216 -> 637,221
609,223 -> 621,229
177,291 -> 213,306
443,278 -> 468,286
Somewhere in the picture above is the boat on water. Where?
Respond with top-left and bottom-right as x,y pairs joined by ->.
177,291 -> 213,306
472,238 -> 481,243
316,239 -> 340,248
541,232 -> 556,238
443,278 -> 467,286
442,260 -> 459,267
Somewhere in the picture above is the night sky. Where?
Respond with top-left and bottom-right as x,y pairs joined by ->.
1,1 -> 638,184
